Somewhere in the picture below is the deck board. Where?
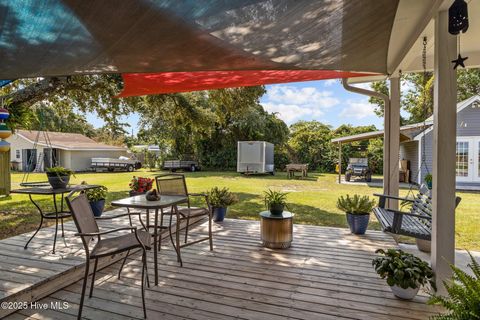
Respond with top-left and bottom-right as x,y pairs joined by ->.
1,215 -> 443,319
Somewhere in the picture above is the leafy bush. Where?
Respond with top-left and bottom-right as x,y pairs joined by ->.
337,194 -> 375,215
85,186 -> 108,202
429,252 -> 480,320
372,249 -> 435,290
207,187 -> 238,208
46,166 -> 75,177
264,189 -> 288,208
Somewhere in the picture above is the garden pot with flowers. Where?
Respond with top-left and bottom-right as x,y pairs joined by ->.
129,176 -> 154,196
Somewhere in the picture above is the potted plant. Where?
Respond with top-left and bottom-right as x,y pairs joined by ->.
429,252 -> 479,319
372,249 -> 435,300
85,186 -> 108,217
264,189 -> 288,215
46,166 -> 75,189
207,187 -> 239,222
424,173 -> 432,189
337,194 -> 375,234
129,176 -> 154,196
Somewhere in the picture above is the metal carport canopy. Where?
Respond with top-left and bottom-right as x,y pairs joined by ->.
0,0 -> 439,95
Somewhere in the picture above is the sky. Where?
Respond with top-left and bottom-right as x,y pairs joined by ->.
86,79 -> 388,135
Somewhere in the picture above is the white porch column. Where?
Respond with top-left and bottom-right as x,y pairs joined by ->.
432,10 -> 457,294
383,77 -> 400,209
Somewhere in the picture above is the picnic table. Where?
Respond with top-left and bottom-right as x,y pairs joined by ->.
286,164 -> 308,179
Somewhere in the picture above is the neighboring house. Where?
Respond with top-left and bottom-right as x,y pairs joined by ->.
6,130 -> 128,172
332,95 -> 480,190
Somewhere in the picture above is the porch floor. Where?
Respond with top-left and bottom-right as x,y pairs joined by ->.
1,213 -> 443,319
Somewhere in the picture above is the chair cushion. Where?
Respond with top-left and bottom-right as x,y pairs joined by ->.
178,207 -> 210,218
91,230 -> 151,258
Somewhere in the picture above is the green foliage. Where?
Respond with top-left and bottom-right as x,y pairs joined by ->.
85,186 -> 108,202
429,252 -> 480,320
369,70 -> 480,124
263,189 -> 288,208
45,166 -> 75,177
424,173 -> 433,184
206,187 -> 238,208
336,194 -> 375,215
372,249 -> 435,290
288,121 -> 333,171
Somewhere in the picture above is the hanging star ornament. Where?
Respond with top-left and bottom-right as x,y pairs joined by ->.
451,54 -> 468,69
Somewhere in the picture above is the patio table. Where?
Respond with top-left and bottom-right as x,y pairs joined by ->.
10,184 -> 100,253
111,194 -> 188,285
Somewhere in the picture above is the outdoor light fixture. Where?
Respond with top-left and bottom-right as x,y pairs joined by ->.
448,0 -> 469,35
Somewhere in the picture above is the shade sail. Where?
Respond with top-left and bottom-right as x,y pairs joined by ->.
0,0 -> 401,79
119,70 -> 373,97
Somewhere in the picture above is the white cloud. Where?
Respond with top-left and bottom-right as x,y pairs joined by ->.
340,100 -> 376,119
351,82 -> 372,90
323,79 -> 337,87
261,85 -> 339,124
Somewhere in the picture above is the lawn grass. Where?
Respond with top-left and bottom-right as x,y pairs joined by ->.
1,170 -> 479,250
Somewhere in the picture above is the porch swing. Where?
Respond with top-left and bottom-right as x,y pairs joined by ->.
372,37 -> 461,250
20,110 -> 58,187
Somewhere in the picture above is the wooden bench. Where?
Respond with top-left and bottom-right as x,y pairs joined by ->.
373,185 -> 461,241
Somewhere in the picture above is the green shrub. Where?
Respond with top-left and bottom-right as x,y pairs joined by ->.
429,252 -> 480,320
207,187 -> 238,208
337,194 -> 375,215
373,249 -> 435,290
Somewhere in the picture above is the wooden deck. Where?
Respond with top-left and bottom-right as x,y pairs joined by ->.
1,212 -> 442,319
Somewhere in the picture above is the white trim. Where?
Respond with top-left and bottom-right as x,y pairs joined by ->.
417,135 -> 422,185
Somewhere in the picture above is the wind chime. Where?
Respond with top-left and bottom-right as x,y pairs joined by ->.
0,103 -> 12,196
449,0 -> 469,69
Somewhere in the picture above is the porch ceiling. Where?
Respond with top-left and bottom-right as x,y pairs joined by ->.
0,0 -> 437,83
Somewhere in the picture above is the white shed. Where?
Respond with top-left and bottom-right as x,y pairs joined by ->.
6,130 -> 127,172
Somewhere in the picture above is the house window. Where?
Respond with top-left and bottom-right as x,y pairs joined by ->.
456,142 -> 469,177
15,150 -> 20,159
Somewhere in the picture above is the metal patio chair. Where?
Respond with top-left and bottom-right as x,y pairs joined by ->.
155,173 -> 213,266
66,192 -> 151,319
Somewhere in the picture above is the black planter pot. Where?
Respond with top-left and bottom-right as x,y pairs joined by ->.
346,213 -> 370,234
269,204 -> 284,215
90,199 -> 106,217
47,174 -> 70,189
129,190 -> 146,197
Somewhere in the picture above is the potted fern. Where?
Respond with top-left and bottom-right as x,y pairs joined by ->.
46,166 -> 75,189
264,189 -> 288,215
337,194 -> 375,234
429,252 -> 480,319
373,249 -> 435,300
207,187 -> 239,222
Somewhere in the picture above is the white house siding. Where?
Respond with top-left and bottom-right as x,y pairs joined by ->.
69,150 -> 127,171
6,134 -> 40,171
399,140 -> 419,183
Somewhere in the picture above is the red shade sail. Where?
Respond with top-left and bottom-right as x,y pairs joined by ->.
118,70 -> 374,97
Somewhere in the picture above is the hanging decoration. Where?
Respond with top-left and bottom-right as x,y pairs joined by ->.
448,0 -> 469,35
0,107 -> 11,151
449,0 -> 469,69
